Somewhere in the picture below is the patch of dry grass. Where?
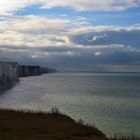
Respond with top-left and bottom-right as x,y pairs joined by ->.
0,108 -> 106,140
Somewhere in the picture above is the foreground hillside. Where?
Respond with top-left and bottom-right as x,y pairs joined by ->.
0,109 -> 106,140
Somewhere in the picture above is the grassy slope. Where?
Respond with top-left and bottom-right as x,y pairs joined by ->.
0,109 -> 107,140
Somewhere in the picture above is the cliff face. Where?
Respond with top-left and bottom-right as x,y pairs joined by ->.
18,65 -> 42,77
0,62 -> 19,90
0,62 -> 56,90
18,65 -> 56,77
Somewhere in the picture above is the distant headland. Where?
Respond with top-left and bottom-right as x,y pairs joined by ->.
0,61 -> 56,90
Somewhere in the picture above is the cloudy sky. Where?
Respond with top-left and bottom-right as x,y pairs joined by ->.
0,0 -> 140,71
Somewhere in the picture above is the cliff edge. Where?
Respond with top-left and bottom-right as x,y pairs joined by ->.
0,109 -> 107,140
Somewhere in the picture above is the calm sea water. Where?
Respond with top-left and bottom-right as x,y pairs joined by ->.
0,72 -> 140,136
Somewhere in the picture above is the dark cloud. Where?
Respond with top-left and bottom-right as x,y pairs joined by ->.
70,29 -> 140,48
0,26 -> 140,72
0,43 -> 140,72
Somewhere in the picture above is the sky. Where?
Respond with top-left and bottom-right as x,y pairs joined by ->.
0,0 -> 140,72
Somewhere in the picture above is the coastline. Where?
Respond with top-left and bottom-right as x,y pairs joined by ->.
0,72 -> 140,138
0,70 -> 139,140
0,61 -> 56,91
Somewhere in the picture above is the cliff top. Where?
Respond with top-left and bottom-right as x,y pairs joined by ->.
0,108 -> 106,140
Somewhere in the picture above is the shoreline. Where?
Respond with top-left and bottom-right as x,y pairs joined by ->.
0,73 -> 139,140
0,61 -> 56,91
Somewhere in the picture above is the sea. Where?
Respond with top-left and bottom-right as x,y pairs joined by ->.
0,72 -> 140,137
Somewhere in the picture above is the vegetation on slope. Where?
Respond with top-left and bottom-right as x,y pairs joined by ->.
0,108 -> 139,140
0,108 -> 106,140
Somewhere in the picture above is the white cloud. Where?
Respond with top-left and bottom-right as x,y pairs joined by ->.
0,0 -> 36,15
0,0 -> 139,15
0,15 -> 140,71
68,25 -> 140,36
0,15 -> 140,49
94,52 -> 102,56
41,0 -> 140,11
90,35 -> 107,42
0,15 -> 69,33
0,15 -> 71,47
